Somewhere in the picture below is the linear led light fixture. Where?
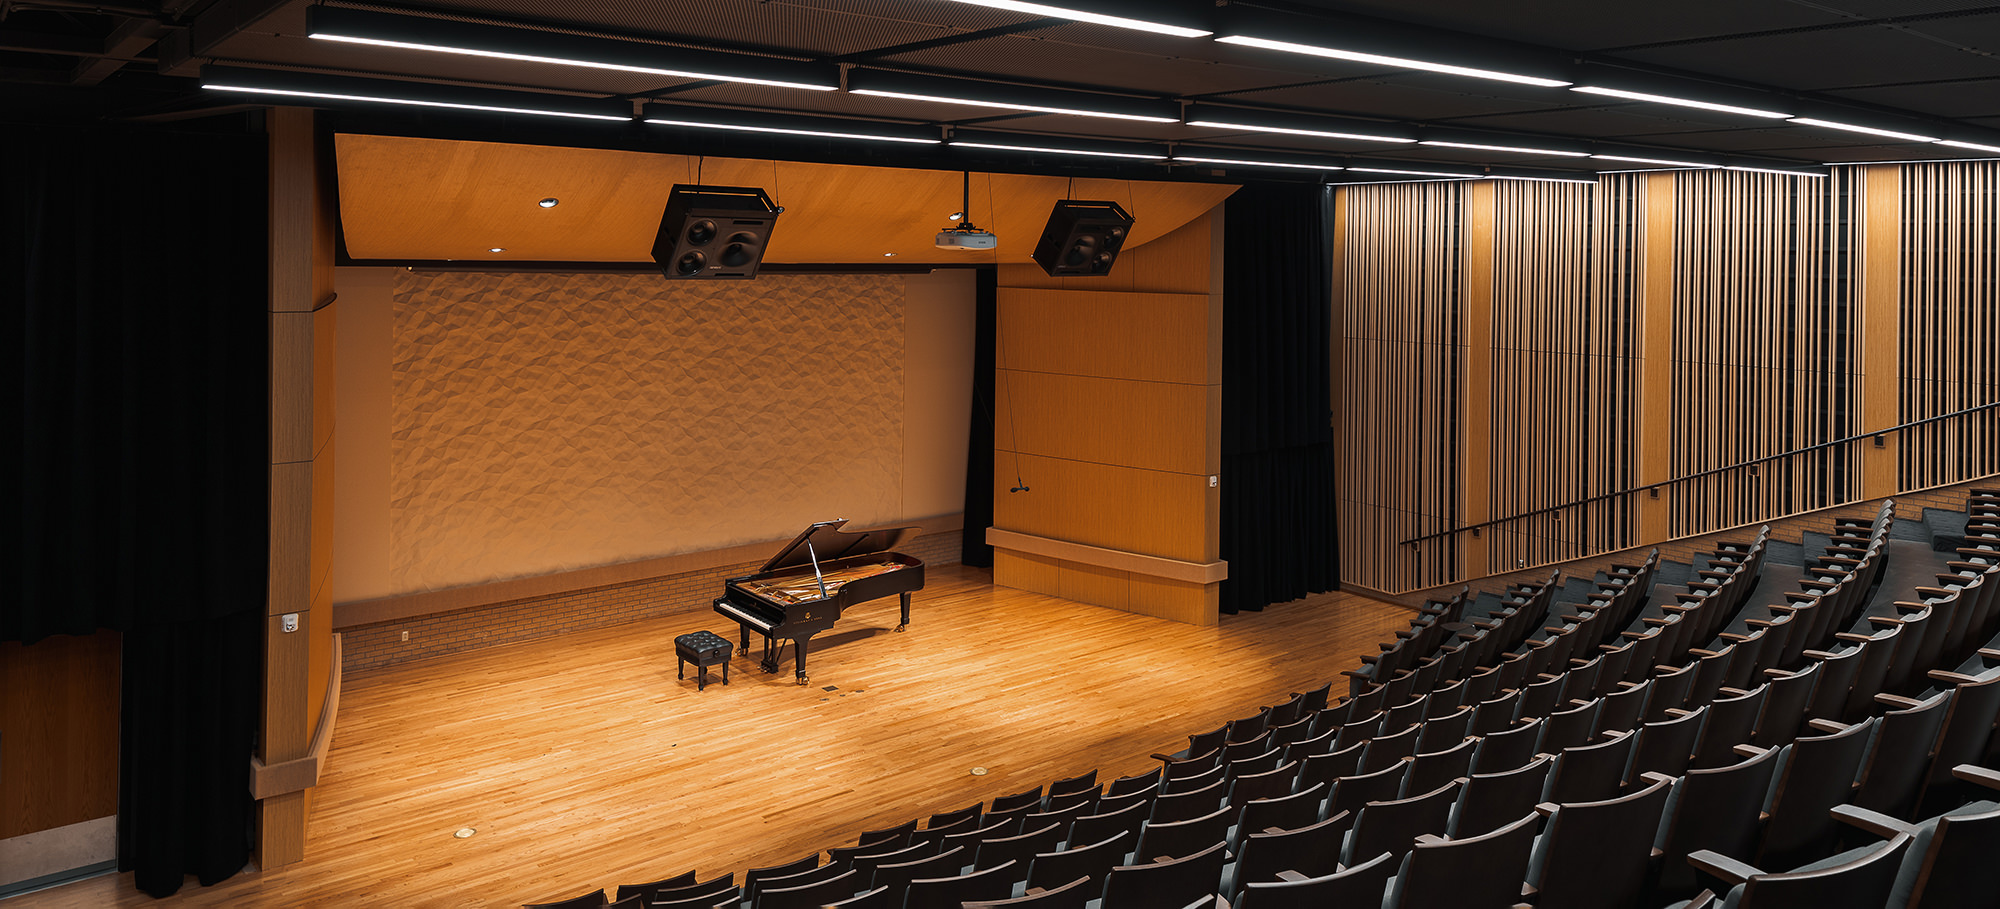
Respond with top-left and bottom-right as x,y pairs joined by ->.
1724,164 -> 1828,178
1216,34 -> 1571,87
944,141 -> 1168,160
1172,152 -> 1343,171
1590,153 -> 1717,168
642,104 -> 939,144
1347,165 -> 1481,178
1786,117 -> 1938,143
1421,139 -> 1588,157
1183,104 -> 1413,144
1570,85 -> 1789,119
847,69 -> 1177,123
931,0 -> 1211,38
1487,174 -> 1599,185
307,7 -> 838,92
1940,139 -> 2000,155
201,65 -> 633,121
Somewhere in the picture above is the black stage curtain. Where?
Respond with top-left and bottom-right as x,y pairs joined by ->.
960,266 -> 997,568
8,123 -> 269,897
1219,184 -> 1341,613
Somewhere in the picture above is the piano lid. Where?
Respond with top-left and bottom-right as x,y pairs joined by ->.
759,519 -> 923,573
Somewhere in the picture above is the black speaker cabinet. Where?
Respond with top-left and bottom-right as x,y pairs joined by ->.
651,184 -> 782,279
1032,200 -> 1134,277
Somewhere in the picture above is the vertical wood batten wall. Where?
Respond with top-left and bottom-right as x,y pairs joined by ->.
1339,183 -> 1465,591
1900,162 -> 2000,486
989,205 -> 1228,625
1341,161 -> 1999,594
260,107 -> 339,868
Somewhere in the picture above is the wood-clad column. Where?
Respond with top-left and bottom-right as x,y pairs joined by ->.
1458,182 -> 1495,579
260,106 -> 337,869
1634,173 -> 1676,541
1860,165 -> 1902,498
989,207 -> 1227,625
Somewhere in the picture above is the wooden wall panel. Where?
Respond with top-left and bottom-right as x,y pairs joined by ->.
1898,161 -> 2000,489
1637,174 -> 1676,542
989,208 -> 1224,621
995,370 -> 1213,476
997,289 -> 1212,385
0,632 -> 121,840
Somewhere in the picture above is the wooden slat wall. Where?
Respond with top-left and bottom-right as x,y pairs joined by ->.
1338,182 -> 1467,591
1898,161 -> 2000,487
1666,170 -> 1858,538
1482,176 -> 1641,572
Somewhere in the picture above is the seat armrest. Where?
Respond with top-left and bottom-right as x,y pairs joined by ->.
1831,804 -> 1917,839
1875,693 -> 1924,710
1686,850 -> 1762,888
1952,764 -> 2000,792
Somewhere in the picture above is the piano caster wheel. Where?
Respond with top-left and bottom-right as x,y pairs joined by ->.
895,624 -> 907,633
797,675 -> 810,686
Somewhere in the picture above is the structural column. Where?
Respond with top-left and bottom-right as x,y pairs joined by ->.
258,106 -> 338,869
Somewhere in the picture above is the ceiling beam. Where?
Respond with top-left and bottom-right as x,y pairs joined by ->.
155,0 -> 292,76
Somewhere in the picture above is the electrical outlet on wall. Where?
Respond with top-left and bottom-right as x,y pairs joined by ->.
402,631 -> 410,642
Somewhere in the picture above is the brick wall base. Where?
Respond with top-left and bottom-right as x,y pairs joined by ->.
342,530 -> 965,674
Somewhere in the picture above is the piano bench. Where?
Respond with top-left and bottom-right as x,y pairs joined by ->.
674,630 -> 734,691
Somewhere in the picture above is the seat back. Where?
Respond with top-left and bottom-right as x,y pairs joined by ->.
613,870 -> 698,904
1853,690 -> 1951,821
1470,716 -> 1544,774
1228,810 -> 1352,903
1233,781 -> 1326,847
1098,841 -> 1226,909
1025,831 -> 1131,894
523,889 -> 606,909
1449,753 -> 1554,839
1757,717 -> 1877,869
1545,729 -> 1637,805
1327,761 -> 1410,821
1385,811 -> 1539,909
1629,703 -> 1707,783
1655,745 -> 1783,899
1693,683 -> 1770,770
1235,849 -> 1397,909
1904,801 -> 2000,909
901,860 -> 1018,909
1403,736 -> 1478,798
972,821 -> 1064,874
1132,803 -> 1231,864
1528,773 -> 1674,909
1728,833 -> 1912,909
961,873 -> 1092,909
757,868 -> 861,909
1345,781 -> 1460,867
1065,799 -> 1150,856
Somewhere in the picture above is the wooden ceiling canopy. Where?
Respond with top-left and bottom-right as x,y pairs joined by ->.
333,134 -> 1238,265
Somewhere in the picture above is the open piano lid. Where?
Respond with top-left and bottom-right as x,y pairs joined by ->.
760,519 -> 922,573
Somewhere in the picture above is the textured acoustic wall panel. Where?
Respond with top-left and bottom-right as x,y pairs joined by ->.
1340,182 -> 1467,592
1900,161 -> 2000,488
389,271 -> 905,593
1668,170 -> 1858,538
1484,177 -> 1641,573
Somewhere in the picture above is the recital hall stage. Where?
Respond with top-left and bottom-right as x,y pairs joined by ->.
14,566 -> 1406,908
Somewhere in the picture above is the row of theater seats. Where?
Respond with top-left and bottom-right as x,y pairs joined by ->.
527,493 -> 2000,909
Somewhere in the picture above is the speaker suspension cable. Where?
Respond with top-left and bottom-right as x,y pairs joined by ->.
997,317 -> 1029,494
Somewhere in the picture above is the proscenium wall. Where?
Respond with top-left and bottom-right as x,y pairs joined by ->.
332,267 -> 976,604
1341,161 -> 2000,594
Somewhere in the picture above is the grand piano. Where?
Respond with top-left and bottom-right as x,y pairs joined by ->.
713,520 -> 924,685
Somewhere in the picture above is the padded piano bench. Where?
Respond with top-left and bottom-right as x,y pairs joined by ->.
674,630 -> 733,691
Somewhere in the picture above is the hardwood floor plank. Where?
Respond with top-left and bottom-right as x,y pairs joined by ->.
12,566 -> 1409,907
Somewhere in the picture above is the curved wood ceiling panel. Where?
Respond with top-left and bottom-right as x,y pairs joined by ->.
334,134 -> 1237,265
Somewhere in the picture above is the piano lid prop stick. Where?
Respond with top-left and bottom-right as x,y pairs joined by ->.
805,539 -> 830,601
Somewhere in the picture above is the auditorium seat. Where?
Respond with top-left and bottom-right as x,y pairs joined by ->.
755,868 -> 860,909
1672,831 -> 1911,909
522,889 -> 605,909
1852,689 -> 1952,821
962,874 -> 1091,908
1097,840 -> 1226,908
1343,780 -> 1459,867
611,869 -> 696,903
1544,728 -> 1636,805
740,856 -> 814,904
1131,803 -> 1231,864
1383,811 -> 1538,909
1222,808 -> 1350,901
900,858 -> 1016,909
1066,798 -> 1149,850
1832,764 -> 2000,909
1024,831 -> 1130,894
1524,772 -> 1675,909
1448,752 -> 1554,839
868,844 -> 964,896
819,886 -> 889,908
1752,716 -> 1876,869
973,822 -> 1064,875
1232,848 -> 1396,909
1653,744 -> 1784,901
1231,782 -> 1325,849
1401,735 -> 1477,797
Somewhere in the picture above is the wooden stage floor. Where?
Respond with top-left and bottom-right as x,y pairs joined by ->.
13,565 -> 1411,907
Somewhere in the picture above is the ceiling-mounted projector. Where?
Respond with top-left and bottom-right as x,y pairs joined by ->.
936,226 -> 998,250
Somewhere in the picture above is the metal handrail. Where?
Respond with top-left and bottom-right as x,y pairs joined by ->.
1399,400 -> 2000,546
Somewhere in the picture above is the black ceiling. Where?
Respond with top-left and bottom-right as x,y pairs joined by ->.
5,0 -> 1999,181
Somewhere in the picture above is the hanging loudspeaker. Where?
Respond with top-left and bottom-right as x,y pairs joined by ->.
1031,200 -> 1134,277
651,184 -> 782,279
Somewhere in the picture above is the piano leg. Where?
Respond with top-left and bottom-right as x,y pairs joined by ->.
897,592 -> 910,633
793,635 -> 810,685
759,636 -> 780,675
739,624 -> 749,651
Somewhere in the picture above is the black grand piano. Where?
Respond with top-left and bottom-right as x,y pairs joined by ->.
713,520 -> 924,685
